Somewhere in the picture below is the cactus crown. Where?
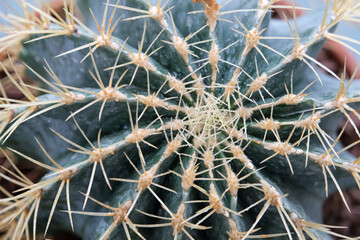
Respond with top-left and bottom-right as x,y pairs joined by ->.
1,0 -> 360,239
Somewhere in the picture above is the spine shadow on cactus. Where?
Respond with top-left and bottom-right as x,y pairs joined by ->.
0,0 -> 360,239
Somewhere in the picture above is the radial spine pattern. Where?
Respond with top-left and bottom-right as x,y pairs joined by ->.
1,0 -> 360,239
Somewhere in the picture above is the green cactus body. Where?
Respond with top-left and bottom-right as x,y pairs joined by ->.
1,0 -> 360,239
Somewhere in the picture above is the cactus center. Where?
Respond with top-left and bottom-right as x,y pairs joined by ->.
184,94 -> 234,147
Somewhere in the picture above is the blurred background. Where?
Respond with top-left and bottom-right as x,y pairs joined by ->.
0,0 -> 360,239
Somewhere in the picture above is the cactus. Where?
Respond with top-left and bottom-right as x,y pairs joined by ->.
1,0 -> 360,239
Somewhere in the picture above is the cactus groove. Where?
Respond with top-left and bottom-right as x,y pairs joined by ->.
1,0 -> 360,239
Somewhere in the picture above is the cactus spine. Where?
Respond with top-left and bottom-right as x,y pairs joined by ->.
1,0 -> 360,239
